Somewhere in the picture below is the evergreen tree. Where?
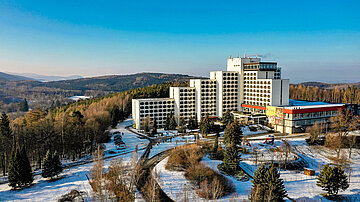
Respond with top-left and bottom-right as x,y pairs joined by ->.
223,121 -> 242,146
152,118 -> 158,135
212,134 -> 219,153
143,115 -> 151,133
223,143 -> 239,174
265,164 -> 287,201
19,98 -> 29,112
317,164 -> 349,196
164,114 -> 171,130
19,146 -> 33,186
8,148 -> 21,189
111,105 -> 120,128
199,114 -> 211,136
0,113 -> 12,176
42,150 -> 54,179
168,112 -> 177,130
222,110 -> 234,126
52,151 -> 63,178
178,117 -> 185,133
42,150 -> 63,180
250,164 -> 269,201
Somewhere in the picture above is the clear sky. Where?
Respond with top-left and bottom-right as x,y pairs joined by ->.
0,0 -> 359,83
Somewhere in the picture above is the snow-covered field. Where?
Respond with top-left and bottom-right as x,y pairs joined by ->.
0,118 -> 149,201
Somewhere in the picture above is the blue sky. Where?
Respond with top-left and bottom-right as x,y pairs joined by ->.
0,0 -> 359,83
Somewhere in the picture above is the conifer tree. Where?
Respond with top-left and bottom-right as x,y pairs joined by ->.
199,114 -> 211,136
42,150 -> 54,179
168,112 -> 177,130
42,150 -> 63,180
250,164 -> 269,201
52,151 -> 63,178
164,114 -> 171,130
19,146 -> 33,186
317,164 -> 349,196
222,110 -> 234,126
111,105 -> 120,128
212,134 -> 219,153
265,164 -> 287,201
178,117 -> 185,133
152,118 -> 158,135
0,112 -> 12,176
19,98 -> 29,112
223,143 -> 239,174
8,148 -> 21,189
223,121 -> 242,146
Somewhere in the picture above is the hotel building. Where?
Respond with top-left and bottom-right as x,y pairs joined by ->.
132,56 -> 344,133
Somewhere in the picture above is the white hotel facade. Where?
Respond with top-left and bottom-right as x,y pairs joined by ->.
132,56 -> 343,133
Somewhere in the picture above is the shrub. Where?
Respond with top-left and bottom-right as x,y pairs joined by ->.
165,144 -> 204,171
185,163 -> 235,199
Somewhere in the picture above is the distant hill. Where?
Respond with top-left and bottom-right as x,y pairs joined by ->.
39,72 -> 203,92
7,72 -> 83,82
0,72 -> 35,81
296,81 -> 360,89
0,72 -> 203,113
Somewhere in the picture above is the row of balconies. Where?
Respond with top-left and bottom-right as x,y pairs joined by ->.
223,93 -> 238,96
223,76 -> 237,80
201,85 -> 216,89
223,100 -> 237,104
243,101 -> 268,106
179,89 -> 195,93
244,81 -> 271,85
223,89 -> 238,92
201,96 -> 216,100
140,109 -> 174,114
223,73 -> 238,77
245,85 -> 271,89
244,93 -> 271,98
244,73 -> 256,76
223,85 -> 237,88
201,81 -> 216,85
140,105 -> 173,109
244,97 -> 271,102
180,93 -> 195,97
223,96 -> 238,100
140,101 -> 173,105
244,89 -> 271,93
180,100 -> 195,104
223,81 -> 238,84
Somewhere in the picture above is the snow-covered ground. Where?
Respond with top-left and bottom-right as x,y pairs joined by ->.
153,157 -> 201,201
154,136 -> 360,201
0,118 -> 148,201
2,117 -> 360,201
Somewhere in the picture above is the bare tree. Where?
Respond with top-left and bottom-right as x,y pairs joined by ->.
307,122 -> 322,143
330,110 -> 358,161
281,140 -> 293,170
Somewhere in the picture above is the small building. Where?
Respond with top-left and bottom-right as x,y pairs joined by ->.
266,100 -> 345,134
304,168 -> 315,176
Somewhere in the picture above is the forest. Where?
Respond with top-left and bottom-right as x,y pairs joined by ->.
289,85 -> 360,104
0,81 -> 187,177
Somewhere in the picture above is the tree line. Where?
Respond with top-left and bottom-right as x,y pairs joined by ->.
290,85 -> 360,104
